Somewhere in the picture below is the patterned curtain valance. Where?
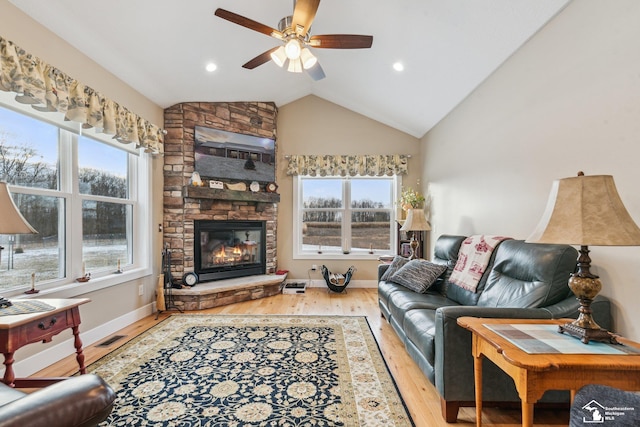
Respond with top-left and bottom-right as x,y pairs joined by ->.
0,36 -> 164,154
285,154 -> 409,177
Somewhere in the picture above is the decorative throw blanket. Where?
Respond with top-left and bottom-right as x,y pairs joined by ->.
449,235 -> 511,292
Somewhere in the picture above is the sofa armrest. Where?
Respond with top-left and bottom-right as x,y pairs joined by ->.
539,294 -> 612,331
434,305 -> 552,402
0,374 -> 115,427
378,264 -> 391,281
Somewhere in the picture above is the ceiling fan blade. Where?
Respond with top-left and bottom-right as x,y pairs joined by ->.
215,8 -> 283,39
242,47 -> 280,69
291,0 -> 320,37
305,62 -> 326,81
308,34 -> 373,49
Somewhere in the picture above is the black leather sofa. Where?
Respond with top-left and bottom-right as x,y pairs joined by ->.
378,235 -> 612,422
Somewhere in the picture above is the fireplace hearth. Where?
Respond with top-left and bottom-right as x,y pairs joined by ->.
194,220 -> 266,282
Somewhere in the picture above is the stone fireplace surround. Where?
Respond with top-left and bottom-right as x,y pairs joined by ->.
163,102 -> 281,308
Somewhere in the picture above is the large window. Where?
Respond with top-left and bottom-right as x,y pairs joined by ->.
0,104 -> 149,292
294,176 -> 398,258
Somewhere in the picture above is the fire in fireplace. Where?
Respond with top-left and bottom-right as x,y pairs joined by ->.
194,220 -> 266,282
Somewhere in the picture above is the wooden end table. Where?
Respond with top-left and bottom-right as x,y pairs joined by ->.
457,317 -> 640,427
0,298 -> 90,388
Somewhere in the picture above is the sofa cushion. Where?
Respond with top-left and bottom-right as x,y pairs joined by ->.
387,289 -> 459,323
477,240 -> 578,308
403,309 -> 437,367
389,259 -> 447,293
380,255 -> 410,281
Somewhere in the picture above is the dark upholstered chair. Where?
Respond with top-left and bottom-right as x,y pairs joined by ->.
0,374 -> 115,427
570,384 -> 640,427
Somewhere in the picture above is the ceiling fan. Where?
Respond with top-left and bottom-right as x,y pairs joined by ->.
214,0 -> 373,80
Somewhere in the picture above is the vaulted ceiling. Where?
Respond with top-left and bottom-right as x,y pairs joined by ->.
9,0 -> 569,138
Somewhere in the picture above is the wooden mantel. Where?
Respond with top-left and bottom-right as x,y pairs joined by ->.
183,186 -> 280,204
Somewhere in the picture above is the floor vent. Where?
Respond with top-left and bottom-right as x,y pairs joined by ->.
97,335 -> 126,347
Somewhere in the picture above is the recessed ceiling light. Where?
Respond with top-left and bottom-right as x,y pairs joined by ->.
205,62 -> 217,72
393,62 -> 404,72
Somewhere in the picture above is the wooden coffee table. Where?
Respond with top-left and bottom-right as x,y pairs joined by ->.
0,298 -> 90,387
457,317 -> 640,427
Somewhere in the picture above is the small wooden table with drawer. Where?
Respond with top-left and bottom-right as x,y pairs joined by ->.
0,298 -> 90,387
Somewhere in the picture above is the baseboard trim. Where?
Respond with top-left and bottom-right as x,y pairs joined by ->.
14,302 -> 155,377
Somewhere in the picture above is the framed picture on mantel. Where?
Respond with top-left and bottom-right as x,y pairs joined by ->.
194,126 -> 275,183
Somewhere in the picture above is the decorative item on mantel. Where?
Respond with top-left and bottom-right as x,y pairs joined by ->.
527,172 -> 640,344
226,182 -> 247,191
190,171 -> 204,187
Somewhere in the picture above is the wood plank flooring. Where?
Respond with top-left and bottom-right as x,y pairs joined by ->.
34,288 -> 570,426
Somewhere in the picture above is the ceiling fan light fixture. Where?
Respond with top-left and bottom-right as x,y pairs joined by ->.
300,48 -> 317,69
284,38 -> 302,60
287,57 -> 302,73
270,46 -> 287,67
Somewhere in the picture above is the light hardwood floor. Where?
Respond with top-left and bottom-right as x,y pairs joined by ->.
34,288 -> 570,426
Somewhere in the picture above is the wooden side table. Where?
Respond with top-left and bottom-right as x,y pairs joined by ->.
457,317 -> 640,427
0,298 -> 90,387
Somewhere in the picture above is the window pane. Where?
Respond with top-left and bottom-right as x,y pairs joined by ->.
302,212 -> 342,252
302,179 -> 342,208
79,136 -> 128,198
0,194 -> 65,290
351,211 -> 391,251
351,178 -> 392,209
83,200 -> 130,272
0,106 -> 58,189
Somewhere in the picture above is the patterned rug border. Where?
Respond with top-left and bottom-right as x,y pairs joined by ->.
88,314 -> 415,426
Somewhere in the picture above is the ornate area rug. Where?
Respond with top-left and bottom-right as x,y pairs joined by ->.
90,315 -> 413,426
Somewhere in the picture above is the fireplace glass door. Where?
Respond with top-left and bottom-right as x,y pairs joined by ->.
194,220 -> 266,282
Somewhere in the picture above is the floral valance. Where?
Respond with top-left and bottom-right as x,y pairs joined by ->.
285,154 -> 409,177
0,36 -> 164,154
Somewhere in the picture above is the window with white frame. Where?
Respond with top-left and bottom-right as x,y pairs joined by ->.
0,103 -> 149,292
293,175 -> 398,258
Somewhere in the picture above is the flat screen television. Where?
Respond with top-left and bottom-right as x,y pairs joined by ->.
194,126 -> 276,183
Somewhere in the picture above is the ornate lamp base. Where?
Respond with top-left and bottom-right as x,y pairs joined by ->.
558,320 -> 619,344
559,246 -> 620,345
409,237 -> 420,260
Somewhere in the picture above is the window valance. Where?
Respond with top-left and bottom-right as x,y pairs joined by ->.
285,154 -> 409,177
0,36 -> 164,154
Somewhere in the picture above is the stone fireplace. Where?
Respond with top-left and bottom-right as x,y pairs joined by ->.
163,102 -> 279,288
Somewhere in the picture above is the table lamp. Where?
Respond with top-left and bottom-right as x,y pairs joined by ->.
0,181 -> 38,300
400,208 -> 431,259
526,172 -> 640,344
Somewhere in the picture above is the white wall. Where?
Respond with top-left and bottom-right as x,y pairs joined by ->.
422,0 -> 640,339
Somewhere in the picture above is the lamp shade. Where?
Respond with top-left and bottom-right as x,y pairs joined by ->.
400,209 -> 431,232
0,181 -> 37,234
526,174 -> 640,246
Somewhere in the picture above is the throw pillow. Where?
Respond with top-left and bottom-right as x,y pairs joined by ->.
380,255 -> 410,282
389,259 -> 447,293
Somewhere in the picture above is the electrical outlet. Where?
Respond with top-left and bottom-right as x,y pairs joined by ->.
138,284 -> 144,296
311,264 -> 317,271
